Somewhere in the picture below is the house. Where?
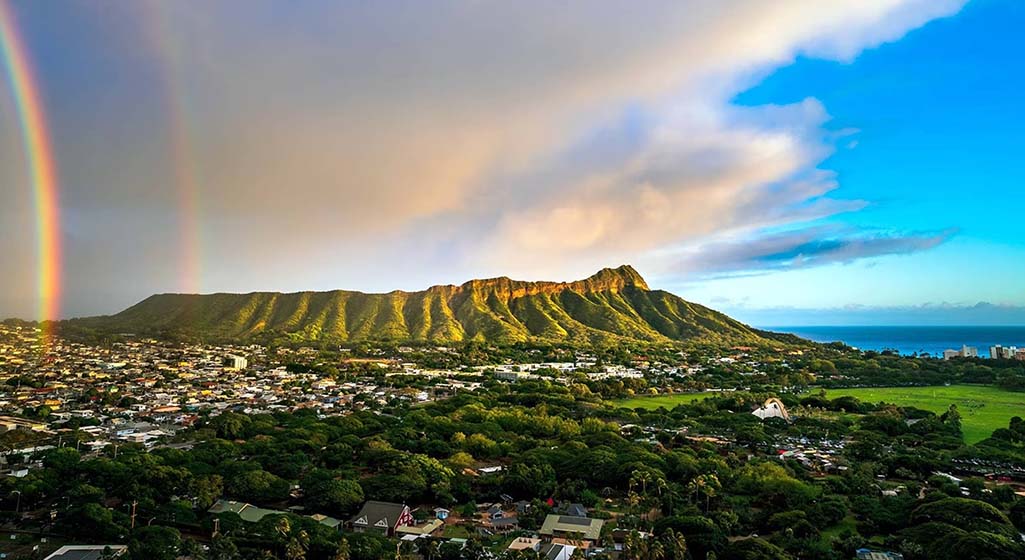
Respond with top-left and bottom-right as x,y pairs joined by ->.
308,513 -> 342,530
350,500 -> 414,536
486,504 -> 504,519
539,543 -> 577,560
856,550 -> 904,560
539,514 -> 604,542
489,516 -> 520,532
43,545 -> 127,560
565,503 -> 588,517
396,518 -> 444,537
507,537 -> 542,552
208,499 -> 283,523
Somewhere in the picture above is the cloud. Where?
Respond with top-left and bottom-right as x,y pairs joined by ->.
664,226 -> 956,279
0,0 -> 968,317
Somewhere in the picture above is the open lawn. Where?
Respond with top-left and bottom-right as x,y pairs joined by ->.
817,385 -> 1025,444
615,392 -> 719,410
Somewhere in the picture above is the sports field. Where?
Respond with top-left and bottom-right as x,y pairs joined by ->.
615,392 -> 719,410
818,385 -> 1025,444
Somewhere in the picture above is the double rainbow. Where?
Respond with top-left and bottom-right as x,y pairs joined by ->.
0,2 -> 62,343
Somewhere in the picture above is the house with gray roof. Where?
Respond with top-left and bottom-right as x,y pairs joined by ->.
350,500 -> 414,536
539,543 -> 576,560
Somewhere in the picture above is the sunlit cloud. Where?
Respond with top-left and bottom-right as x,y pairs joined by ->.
0,0 -> 967,317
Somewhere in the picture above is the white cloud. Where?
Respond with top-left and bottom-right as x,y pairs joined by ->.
0,0 -> 967,316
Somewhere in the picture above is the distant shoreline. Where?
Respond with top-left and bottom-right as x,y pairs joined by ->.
765,325 -> 1025,357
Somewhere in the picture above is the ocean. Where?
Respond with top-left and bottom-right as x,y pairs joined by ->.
766,326 -> 1025,357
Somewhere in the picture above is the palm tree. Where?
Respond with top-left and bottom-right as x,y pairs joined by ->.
623,531 -> 641,560
687,474 -> 721,512
653,477 -> 668,497
276,518 -> 309,560
286,530 -> 310,560
701,475 -> 720,512
686,478 -> 701,505
649,539 -> 665,560
333,538 -> 351,560
631,470 -> 653,495
663,529 -> 687,560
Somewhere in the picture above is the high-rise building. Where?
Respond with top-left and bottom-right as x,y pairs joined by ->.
942,349 -> 960,361
990,345 -> 1004,359
961,346 -> 978,358
224,354 -> 248,370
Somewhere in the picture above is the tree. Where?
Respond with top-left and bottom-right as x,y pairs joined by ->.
333,538 -> 351,560
209,412 -> 253,440
43,447 -> 81,475
721,539 -> 793,560
62,502 -> 125,541
419,539 -> 438,560
193,475 -> 224,510
210,535 -> 240,560
687,475 -> 720,512
1009,499 -> 1025,532
128,526 -> 181,560
649,539 -> 665,560
662,529 -> 688,560
304,472 -> 365,516
277,517 -> 310,560
227,469 -> 290,503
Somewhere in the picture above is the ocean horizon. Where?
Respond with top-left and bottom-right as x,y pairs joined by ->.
765,325 -> 1025,357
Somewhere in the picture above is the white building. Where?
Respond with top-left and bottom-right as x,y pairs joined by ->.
752,398 -> 790,421
225,354 -> 248,370
990,346 -> 1018,360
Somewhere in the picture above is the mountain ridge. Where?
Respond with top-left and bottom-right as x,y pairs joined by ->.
67,265 -> 785,346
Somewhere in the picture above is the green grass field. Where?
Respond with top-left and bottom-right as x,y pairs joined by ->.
614,392 -> 719,409
818,385 -> 1025,444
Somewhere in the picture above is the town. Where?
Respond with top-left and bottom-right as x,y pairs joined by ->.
1,322 -> 1025,559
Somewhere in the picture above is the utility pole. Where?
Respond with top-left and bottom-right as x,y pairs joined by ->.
130,500 -> 138,529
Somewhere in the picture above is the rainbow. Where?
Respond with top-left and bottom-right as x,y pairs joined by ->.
0,2 -> 62,341
145,3 -> 204,295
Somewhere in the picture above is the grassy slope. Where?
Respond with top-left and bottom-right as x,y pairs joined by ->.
66,266 -> 782,346
817,385 -> 1025,444
613,386 -> 1025,443
614,392 -> 721,409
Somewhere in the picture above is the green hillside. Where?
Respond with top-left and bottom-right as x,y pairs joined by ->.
66,265 -> 782,345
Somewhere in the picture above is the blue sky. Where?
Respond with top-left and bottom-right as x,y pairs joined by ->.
678,0 -> 1025,324
0,0 -> 1021,325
